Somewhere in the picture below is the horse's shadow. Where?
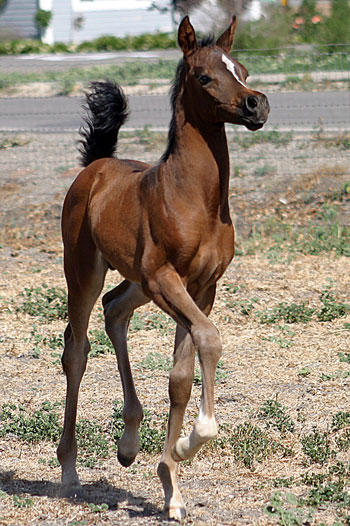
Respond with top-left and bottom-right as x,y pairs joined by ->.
0,469 -> 162,519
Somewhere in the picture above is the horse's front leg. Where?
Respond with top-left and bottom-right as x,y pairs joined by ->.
145,269 -> 220,519
103,280 -> 150,466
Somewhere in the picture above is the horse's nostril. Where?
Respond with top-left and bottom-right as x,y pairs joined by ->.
246,95 -> 258,111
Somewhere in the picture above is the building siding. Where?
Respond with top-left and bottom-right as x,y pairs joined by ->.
0,0 -> 39,39
52,0 -> 73,43
69,9 -> 172,43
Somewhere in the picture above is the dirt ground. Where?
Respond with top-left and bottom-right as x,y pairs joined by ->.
0,130 -> 350,525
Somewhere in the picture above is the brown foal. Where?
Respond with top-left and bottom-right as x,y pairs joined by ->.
57,15 -> 269,519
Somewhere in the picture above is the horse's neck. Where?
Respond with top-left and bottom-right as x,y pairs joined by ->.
164,113 -> 231,223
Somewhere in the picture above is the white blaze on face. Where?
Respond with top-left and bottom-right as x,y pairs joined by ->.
221,53 -> 247,88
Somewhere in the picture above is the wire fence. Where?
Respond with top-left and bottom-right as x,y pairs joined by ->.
0,50 -> 349,246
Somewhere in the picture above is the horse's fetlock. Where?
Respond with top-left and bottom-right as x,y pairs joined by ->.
194,416 -> 218,442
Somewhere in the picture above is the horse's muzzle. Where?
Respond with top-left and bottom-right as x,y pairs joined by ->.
242,92 -> 270,131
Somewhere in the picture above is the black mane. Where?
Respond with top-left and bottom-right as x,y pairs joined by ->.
161,35 -> 216,162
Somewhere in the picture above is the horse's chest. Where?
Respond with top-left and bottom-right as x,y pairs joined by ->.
186,228 -> 234,288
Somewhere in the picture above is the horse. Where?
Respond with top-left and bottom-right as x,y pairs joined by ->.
57,15 -> 269,520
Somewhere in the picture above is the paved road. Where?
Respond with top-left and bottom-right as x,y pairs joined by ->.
1,50 -> 349,132
0,91 -> 349,132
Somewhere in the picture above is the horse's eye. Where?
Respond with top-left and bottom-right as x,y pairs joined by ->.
198,75 -> 212,86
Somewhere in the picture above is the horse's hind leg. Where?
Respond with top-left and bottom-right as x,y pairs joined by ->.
57,253 -> 107,498
103,280 -> 150,467
157,324 -> 195,519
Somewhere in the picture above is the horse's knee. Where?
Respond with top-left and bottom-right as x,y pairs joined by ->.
61,330 -> 89,375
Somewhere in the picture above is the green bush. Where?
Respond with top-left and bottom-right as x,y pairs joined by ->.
235,6 -> 294,52
34,9 -> 52,30
77,32 -> 176,53
293,0 -> 323,44
321,0 -> 350,46
77,35 -> 130,52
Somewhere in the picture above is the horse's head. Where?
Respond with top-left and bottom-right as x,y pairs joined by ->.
178,15 -> 270,131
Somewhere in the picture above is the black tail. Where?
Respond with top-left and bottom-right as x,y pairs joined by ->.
78,81 -> 129,167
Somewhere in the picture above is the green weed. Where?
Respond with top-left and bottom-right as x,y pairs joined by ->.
243,217 -> 350,258
76,419 -> 109,467
258,399 -> 295,433
0,402 -> 62,442
257,285 -> 350,325
332,412 -> 350,431
335,430 -> 350,452
317,284 -> 350,322
265,491 -> 314,525
298,367 -> 311,377
262,334 -> 293,348
327,181 -> 350,201
339,352 -> 350,364
0,402 -> 112,466
129,311 -> 175,334
57,76 -> 76,96
0,135 -> 29,149
16,284 -> 67,321
133,126 -> 167,151
88,329 -> 113,357
302,429 -> 334,465
331,411 -> 350,451
273,477 -> 295,488
231,129 -> 293,149
257,302 -> 314,324
320,370 -> 350,381
88,502 -> 109,513
253,163 -> 276,178
13,495 -> 34,508
138,352 -> 172,372
230,422 -> 286,470
226,297 -> 259,316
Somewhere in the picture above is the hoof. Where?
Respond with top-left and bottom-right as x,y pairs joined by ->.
117,449 -> 136,468
59,482 -> 83,499
167,505 -> 187,521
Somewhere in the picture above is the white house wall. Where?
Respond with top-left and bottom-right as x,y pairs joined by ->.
51,0 -> 73,43
48,1 -> 172,44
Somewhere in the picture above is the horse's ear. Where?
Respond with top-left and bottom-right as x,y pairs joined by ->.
178,16 -> 197,57
216,15 -> 237,53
